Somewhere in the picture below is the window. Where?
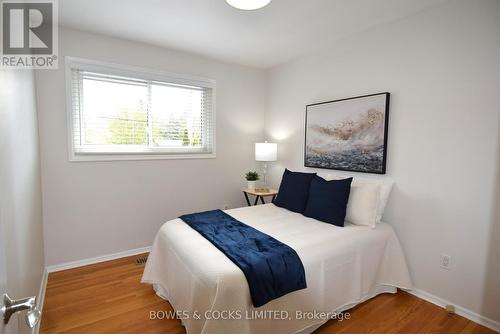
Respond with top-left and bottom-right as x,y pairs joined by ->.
66,57 -> 215,161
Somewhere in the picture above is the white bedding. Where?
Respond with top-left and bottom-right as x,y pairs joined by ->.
142,204 -> 412,334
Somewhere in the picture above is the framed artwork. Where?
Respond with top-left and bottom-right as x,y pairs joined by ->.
304,92 -> 390,174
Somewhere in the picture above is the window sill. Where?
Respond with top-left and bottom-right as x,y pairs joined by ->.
68,152 -> 216,162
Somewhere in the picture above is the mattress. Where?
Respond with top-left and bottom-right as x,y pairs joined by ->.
142,204 -> 412,334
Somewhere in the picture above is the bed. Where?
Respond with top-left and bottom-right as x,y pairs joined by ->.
142,203 -> 412,334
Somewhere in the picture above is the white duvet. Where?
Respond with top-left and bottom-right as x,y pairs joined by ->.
142,204 -> 412,334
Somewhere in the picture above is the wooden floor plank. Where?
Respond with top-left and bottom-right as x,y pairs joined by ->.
40,254 -> 497,334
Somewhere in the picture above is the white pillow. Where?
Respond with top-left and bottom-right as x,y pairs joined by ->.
375,180 -> 393,223
345,182 -> 381,228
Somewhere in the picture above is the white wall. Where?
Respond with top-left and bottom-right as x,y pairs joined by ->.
265,0 -> 500,323
36,28 -> 266,266
0,70 -> 45,334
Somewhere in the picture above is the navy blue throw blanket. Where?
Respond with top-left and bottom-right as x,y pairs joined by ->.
179,209 -> 307,307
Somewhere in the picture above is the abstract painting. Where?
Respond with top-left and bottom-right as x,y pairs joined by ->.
305,93 -> 390,174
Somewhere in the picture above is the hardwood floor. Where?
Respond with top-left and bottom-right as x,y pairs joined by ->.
40,254 -> 497,334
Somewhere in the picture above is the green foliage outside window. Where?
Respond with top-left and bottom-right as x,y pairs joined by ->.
109,110 -> 147,145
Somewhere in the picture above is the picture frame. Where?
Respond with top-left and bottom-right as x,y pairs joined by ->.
304,92 -> 390,174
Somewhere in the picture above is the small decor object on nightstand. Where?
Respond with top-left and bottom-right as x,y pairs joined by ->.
245,171 -> 260,190
242,188 -> 278,206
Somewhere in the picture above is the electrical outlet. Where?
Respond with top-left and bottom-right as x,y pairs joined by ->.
440,254 -> 452,270
223,204 -> 229,210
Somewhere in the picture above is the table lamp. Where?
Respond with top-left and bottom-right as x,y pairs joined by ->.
255,141 -> 277,191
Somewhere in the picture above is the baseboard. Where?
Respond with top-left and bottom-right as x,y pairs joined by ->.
32,268 -> 48,334
408,289 -> 500,333
46,246 -> 152,273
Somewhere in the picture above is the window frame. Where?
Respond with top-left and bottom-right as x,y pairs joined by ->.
65,56 -> 216,162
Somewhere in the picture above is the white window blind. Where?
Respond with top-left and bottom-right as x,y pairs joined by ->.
67,58 -> 215,160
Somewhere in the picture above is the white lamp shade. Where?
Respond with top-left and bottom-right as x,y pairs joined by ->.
226,0 -> 271,10
255,142 -> 277,162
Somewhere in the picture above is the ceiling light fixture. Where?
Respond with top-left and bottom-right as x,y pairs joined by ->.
226,0 -> 271,10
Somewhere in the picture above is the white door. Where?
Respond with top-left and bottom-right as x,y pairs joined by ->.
0,73 -> 19,334
0,232 -> 7,334
0,221 -> 18,334
1,70 -> 45,334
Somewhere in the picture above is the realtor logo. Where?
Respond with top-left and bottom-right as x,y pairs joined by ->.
1,0 -> 58,69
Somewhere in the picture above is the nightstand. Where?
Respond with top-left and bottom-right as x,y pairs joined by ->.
242,188 -> 278,206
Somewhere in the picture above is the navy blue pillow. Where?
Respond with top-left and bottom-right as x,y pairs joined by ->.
303,176 -> 353,227
274,169 -> 316,213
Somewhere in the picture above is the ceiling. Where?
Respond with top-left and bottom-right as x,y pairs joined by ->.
59,0 -> 447,69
